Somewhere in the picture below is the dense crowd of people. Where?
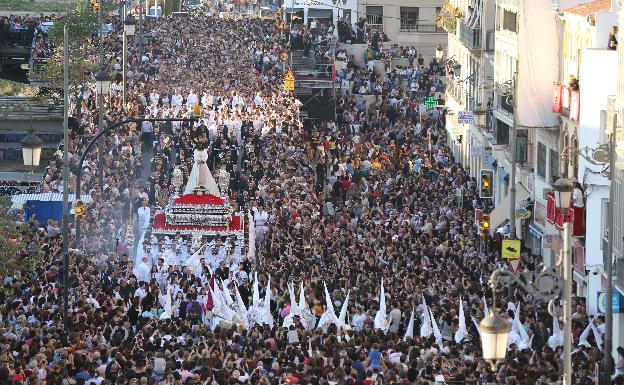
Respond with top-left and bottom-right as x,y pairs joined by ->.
0,6 -> 621,385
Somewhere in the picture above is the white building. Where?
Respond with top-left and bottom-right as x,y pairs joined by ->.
485,0 -> 560,245
442,0 -> 495,181
357,0 -> 447,59
283,0 -> 359,28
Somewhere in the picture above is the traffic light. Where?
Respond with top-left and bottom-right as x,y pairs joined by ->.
481,213 -> 490,234
480,169 -> 494,199
74,200 -> 86,217
91,0 -> 100,13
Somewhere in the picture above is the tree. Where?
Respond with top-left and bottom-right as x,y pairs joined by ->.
0,196 -> 43,297
37,4 -> 100,119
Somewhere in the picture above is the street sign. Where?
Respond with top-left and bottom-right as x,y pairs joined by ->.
283,70 -> 295,91
458,111 -> 476,124
501,239 -> 521,259
508,259 -> 521,272
280,52 -> 289,62
597,291 -> 624,313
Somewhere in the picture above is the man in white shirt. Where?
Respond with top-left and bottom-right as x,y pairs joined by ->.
134,276 -> 149,299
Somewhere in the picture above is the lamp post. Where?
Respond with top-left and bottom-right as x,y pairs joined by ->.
94,69 -> 111,191
123,15 -> 136,108
552,177 -> 574,385
480,259 -> 565,378
560,125 -> 617,383
21,132 -> 43,169
435,44 -> 444,61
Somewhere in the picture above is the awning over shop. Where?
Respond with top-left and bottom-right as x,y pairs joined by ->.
489,184 -> 531,230
307,9 -> 333,18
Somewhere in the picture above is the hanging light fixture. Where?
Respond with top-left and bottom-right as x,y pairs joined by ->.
124,14 -> 137,36
435,44 -> 444,60
94,69 -> 112,97
552,178 -> 574,210
479,310 -> 511,364
21,131 -> 43,167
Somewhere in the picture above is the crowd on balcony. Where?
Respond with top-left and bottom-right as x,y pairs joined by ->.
0,6 -> 622,385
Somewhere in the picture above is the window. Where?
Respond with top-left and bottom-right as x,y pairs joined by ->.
516,129 -> 528,164
537,142 -> 546,178
601,198 -> 609,250
496,120 -> 509,145
614,179 -> 622,256
366,6 -> 383,26
499,9 -> 517,33
400,7 -> 419,31
549,149 -> 560,182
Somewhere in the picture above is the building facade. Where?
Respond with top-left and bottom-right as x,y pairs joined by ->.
357,0 -> 447,58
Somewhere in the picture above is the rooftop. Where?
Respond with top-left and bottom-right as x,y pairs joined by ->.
564,0 -> 611,17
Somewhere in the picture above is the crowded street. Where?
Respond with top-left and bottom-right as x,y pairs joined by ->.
0,1 -> 619,385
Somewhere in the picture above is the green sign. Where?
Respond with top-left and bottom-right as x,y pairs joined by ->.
424,96 -> 437,110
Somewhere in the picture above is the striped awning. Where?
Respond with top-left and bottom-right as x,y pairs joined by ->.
11,193 -> 92,204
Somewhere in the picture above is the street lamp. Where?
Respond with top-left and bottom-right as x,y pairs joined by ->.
480,266 -> 564,378
552,178 -> 574,209
551,177 -> 574,385
479,310 -> 511,363
94,69 -> 111,97
124,14 -> 136,36
21,132 -> 43,167
122,15 -> 136,107
436,44 -> 444,60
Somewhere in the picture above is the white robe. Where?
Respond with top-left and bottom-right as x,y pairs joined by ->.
184,148 -> 220,195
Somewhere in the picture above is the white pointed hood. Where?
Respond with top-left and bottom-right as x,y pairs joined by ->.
338,291 -> 351,329
454,297 -> 467,344
252,272 -> 261,307
317,282 -> 339,331
258,275 -> 274,328
429,307 -> 443,347
374,278 -> 389,332
404,308 -> 415,340
288,281 -> 298,313
420,297 -> 432,338
298,281 -> 307,311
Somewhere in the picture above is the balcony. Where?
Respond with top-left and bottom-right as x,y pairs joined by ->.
552,84 -> 580,122
446,77 -> 466,106
399,24 -> 444,33
459,23 -> 481,50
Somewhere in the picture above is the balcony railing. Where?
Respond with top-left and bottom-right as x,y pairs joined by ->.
459,23 -> 481,50
399,24 -> 444,33
446,77 -> 466,106
368,23 -> 384,33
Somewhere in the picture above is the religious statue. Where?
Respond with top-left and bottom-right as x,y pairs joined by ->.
184,142 -> 221,196
218,165 -> 230,197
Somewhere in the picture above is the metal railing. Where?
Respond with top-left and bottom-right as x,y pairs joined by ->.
459,23 -> 481,50
446,77 -> 466,106
367,23 -> 384,33
399,24 -> 443,33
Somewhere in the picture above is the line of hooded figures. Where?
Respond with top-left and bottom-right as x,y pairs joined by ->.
135,234 -> 605,354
